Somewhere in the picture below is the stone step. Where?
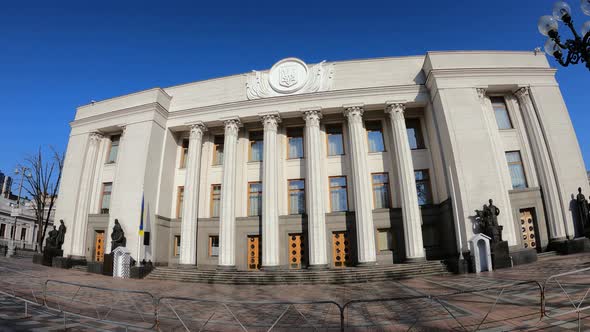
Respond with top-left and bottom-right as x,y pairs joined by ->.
537,251 -> 558,258
70,265 -> 87,272
145,261 -> 450,284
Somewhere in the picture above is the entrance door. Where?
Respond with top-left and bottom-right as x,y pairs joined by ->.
332,231 -> 351,268
289,233 -> 305,269
247,235 -> 261,270
94,231 -> 105,262
520,209 -> 537,250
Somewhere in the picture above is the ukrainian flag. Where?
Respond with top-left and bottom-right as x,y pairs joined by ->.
139,194 -> 145,236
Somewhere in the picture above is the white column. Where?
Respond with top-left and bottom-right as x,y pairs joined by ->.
261,113 -> 281,268
179,122 -> 206,265
515,87 -> 568,240
386,103 -> 426,261
303,109 -> 328,268
343,105 -> 377,265
218,118 -> 241,269
69,132 -> 103,259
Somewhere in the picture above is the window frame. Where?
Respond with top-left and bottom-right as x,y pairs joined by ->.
325,123 -> 345,156
247,181 -> 263,216
100,182 -> 113,214
506,150 -> 528,189
106,135 -> 121,164
212,135 -> 224,166
20,227 -> 26,241
173,235 -> 181,256
414,169 -> 433,206
286,127 -> 305,159
371,172 -> 391,209
179,139 -> 189,169
176,186 -> 184,219
490,96 -> 514,130
287,179 -> 306,215
329,176 -> 348,212
0,224 -> 5,238
365,120 -> 386,153
210,184 -> 221,218
405,118 -> 426,150
209,235 -> 219,257
248,130 -> 264,162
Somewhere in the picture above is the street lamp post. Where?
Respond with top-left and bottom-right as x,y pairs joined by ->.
538,1 -> 590,70
6,166 -> 30,257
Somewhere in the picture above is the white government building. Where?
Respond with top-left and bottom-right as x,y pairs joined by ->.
56,51 -> 589,271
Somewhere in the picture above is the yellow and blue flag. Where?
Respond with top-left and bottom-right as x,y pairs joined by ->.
139,194 -> 145,236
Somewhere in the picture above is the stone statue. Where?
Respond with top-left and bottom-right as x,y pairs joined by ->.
576,187 -> 590,228
56,220 -> 66,250
475,199 -> 504,243
45,226 -> 59,250
111,219 -> 126,251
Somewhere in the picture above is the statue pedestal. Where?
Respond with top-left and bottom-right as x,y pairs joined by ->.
102,253 -> 114,276
490,241 -> 511,269
42,248 -> 63,267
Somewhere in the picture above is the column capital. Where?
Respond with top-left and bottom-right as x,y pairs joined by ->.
188,121 -> 207,139
222,117 -> 241,136
475,88 -> 487,102
89,132 -> 104,142
343,104 -> 364,122
260,112 -> 281,131
302,109 -> 322,127
514,87 -> 530,100
385,102 -> 406,121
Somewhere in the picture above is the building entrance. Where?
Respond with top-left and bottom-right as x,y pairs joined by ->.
94,231 -> 105,262
247,235 -> 261,270
332,231 -> 351,268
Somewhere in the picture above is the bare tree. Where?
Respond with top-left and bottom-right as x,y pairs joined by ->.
21,147 -> 64,252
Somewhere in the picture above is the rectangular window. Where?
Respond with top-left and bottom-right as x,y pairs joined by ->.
372,173 -> 391,209
0,224 -> 5,237
288,179 -> 305,214
326,124 -> 344,156
406,118 -> 425,150
176,186 -> 184,218
209,235 -> 219,257
173,235 -> 180,256
287,127 -> 304,159
100,183 -> 112,214
415,170 -> 433,206
491,97 -> 513,130
248,182 -> 262,216
179,139 -> 189,168
366,121 -> 385,152
213,136 -> 224,165
249,131 -> 263,162
506,151 -> 528,189
20,228 -> 26,241
329,176 -> 348,212
377,229 -> 393,251
107,135 -> 120,164
211,184 -> 221,218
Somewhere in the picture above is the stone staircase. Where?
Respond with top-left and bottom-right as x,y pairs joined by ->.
145,261 -> 451,285
70,265 -> 88,272
537,251 -> 558,259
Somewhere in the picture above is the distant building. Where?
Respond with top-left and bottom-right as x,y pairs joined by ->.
0,196 -> 53,251
0,172 -> 12,199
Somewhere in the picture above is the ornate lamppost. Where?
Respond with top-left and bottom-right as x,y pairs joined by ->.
538,1 -> 590,69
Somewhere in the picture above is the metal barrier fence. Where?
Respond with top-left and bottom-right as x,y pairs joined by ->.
0,265 -> 588,331
543,266 -> 590,330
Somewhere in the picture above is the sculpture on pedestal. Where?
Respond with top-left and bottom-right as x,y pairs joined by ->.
475,199 -> 504,244
56,220 -> 66,250
576,187 -> 590,228
45,226 -> 59,251
111,219 -> 126,251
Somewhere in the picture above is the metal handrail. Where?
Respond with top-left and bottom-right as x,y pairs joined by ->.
543,266 -> 590,318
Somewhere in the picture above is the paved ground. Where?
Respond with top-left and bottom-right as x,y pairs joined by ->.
0,253 -> 589,331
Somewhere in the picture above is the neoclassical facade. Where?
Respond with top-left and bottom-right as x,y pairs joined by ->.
56,52 -> 589,270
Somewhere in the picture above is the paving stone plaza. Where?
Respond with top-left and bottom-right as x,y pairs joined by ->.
0,253 -> 589,331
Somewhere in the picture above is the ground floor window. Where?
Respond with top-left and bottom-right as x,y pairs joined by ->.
20,228 -> 26,241
372,173 -> 391,209
211,184 -> 221,217
288,179 -> 305,214
415,170 -> 433,206
0,224 -> 5,237
173,235 -> 181,256
329,176 -> 348,212
248,182 -> 262,216
209,235 -> 219,257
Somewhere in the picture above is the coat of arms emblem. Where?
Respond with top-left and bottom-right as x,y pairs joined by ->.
279,65 -> 298,88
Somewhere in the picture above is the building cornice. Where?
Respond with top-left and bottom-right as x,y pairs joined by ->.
70,102 -> 169,128
425,67 -> 557,89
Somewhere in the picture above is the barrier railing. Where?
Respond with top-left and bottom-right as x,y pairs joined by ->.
543,266 -> 590,330
0,264 -> 588,331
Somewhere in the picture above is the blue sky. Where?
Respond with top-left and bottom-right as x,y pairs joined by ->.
0,0 -> 588,177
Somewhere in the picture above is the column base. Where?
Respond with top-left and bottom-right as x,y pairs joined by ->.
67,255 -> 87,267
176,263 -> 198,270
405,257 -> 426,264
307,264 -> 329,270
356,261 -> 377,267
217,265 -> 237,271
547,237 -> 590,255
